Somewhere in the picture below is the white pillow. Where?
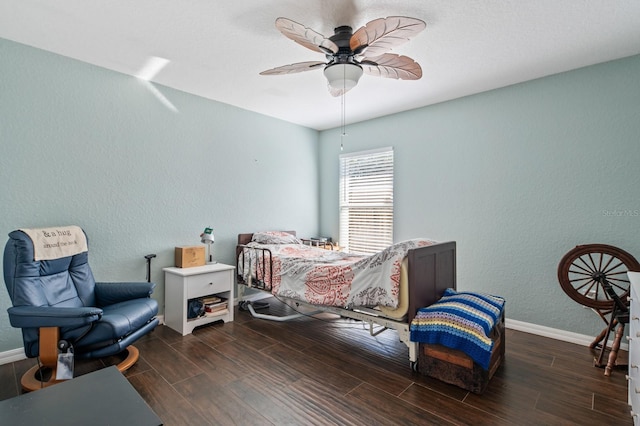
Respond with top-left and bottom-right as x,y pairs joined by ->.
251,231 -> 301,245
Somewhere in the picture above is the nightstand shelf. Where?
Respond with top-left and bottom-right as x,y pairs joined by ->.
163,263 -> 235,335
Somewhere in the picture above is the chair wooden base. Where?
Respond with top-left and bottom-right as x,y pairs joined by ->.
117,345 -> 140,372
21,345 -> 141,392
21,365 -> 64,392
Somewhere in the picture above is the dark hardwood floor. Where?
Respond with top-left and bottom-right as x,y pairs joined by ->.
0,297 -> 633,425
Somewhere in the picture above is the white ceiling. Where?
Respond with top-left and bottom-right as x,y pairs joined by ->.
1,1 -> 639,130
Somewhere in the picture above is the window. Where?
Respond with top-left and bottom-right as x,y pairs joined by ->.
339,147 -> 394,254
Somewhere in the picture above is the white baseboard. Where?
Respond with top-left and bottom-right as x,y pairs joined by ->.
0,348 -> 26,365
0,317 -> 624,365
505,318 -> 628,351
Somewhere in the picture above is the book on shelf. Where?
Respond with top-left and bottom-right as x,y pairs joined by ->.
205,300 -> 228,313
204,306 -> 228,316
200,296 -> 222,305
205,301 -> 227,309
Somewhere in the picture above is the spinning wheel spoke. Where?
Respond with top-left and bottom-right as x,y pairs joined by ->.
608,278 -> 631,292
602,261 -> 625,276
568,275 -> 593,284
608,275 -> 631,283
600,254 -> 616,274
568,269 -> 593,278
586,253 -> 599,273
568,269 -> 594,283
597,252 -> 605,272
576,257 -> 596,274
606,270 -> 632,277
570,279 -> 596,295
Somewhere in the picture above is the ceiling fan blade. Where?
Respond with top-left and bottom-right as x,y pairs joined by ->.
275,17 -> 339,55
360,53 -> 422,80
350,16 -> 426,57
260,61 -> 326,75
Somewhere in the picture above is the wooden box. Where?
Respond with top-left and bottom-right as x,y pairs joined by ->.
175,246 -> 205,268
418,315 -> 505,394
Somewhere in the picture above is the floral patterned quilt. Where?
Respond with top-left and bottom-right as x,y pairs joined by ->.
238,239 -> 436,309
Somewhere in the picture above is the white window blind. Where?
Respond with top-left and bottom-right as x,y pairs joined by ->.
339,147 -> 394,254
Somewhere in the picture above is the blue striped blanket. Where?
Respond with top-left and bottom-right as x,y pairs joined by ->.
410,288 -> 505,370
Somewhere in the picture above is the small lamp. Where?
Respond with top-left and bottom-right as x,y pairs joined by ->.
200,227 -> 216,264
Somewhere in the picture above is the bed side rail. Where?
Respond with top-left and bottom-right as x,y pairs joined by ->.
236,244 -> 273,291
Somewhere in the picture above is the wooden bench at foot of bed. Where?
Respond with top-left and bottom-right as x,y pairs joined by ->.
417,313 -> 505,394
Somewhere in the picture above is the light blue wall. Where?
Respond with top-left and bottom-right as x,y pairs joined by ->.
2,36 -> 639,354
0,38 -> 320,352
319,55 -> 640,336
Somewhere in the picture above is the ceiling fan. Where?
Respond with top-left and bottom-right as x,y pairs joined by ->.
260,16 -> 426,96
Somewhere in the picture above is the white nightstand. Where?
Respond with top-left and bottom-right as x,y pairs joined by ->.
163,263 -> 235,335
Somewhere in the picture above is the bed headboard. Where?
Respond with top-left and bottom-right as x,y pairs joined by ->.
235,231 -> 297,259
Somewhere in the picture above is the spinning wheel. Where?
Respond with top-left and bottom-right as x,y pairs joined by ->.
558,244 -> 638,311
558,243 -> 640,375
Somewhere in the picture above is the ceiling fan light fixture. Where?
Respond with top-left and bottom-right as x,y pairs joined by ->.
324,63 -> 363,91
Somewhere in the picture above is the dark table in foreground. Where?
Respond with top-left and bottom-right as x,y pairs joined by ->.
0,365 -> 162,425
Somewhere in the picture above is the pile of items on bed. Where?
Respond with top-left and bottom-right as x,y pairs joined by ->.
410,289 -> 506,394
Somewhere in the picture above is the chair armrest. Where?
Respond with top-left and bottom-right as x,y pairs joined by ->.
7,306 -> 102,328
95,282 -> 156,306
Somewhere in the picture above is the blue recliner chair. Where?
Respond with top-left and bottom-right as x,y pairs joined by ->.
3,226 -> 159,391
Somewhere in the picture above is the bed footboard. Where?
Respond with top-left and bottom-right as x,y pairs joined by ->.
407,241 -> 456,324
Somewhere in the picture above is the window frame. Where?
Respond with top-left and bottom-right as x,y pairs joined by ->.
339,147 -> 394,254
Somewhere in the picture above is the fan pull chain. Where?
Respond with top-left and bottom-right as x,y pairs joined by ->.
340,65 -> 347,151
340,93 -> 346,151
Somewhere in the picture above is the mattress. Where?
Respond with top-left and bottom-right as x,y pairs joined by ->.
238,239 -> 434,317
